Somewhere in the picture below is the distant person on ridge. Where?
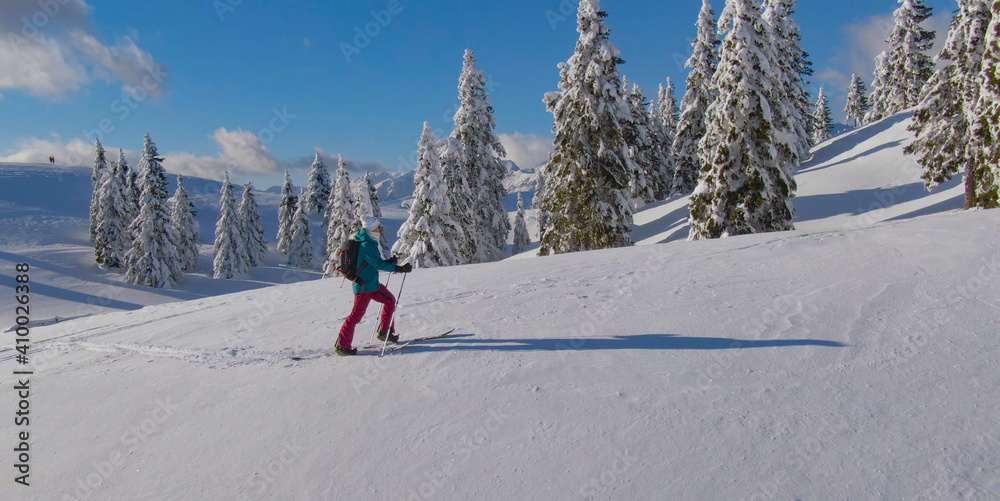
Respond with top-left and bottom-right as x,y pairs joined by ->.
335,217 -> 412,356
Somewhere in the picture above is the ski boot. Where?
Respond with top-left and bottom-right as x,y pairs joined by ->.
335,344 -> 357,356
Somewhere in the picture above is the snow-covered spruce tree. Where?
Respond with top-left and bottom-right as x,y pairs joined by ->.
689,0 -> 797,240
213,172 -> 249,280
239,182 -> 268,267
287,197 -> 314,268
646,81 -> 678,200
123,134 -> 183,288
658,79 -> 680,149
303,152 -> 332,216
124,153 -> 140,231
511,192 -> 531,256
844,74 -> 870,128
392,122 -> 464,268
440,136 -> 477,262
276,170 -> 297,256
812,87 -> 834,145
867,51 -> 892,123
969,1 -> 1000,209
355,171 -> 389,257
452,49 -> 510,263
539,0 -> 635,255
94,159 -> 129,269
672,0 -> 721,196
907,0 -> 992,209
622,78 -> 655,204
763,0 -> 812,160
170,175 -> 200,273
871,0 -> 937,119
90,138 -> 108,242
534,163 -> 550,247
323,153 -> 357,275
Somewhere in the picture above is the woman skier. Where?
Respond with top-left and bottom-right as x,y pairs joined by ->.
335,217 -> 412,356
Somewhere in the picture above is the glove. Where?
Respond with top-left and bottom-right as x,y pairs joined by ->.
394,263 -> 413,273
387,256 -> 399,265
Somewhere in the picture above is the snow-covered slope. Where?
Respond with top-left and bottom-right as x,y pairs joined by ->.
8,206 -> 999,500
2,112 -> 998,499
630,112 -> 964,245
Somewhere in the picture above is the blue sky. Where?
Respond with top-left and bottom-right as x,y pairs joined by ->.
0,0 -> 955,188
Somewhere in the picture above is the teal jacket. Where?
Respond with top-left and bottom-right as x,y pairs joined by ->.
353,229 -> 396,294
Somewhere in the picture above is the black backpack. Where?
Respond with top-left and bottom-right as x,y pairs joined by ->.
336,240 -> 365,285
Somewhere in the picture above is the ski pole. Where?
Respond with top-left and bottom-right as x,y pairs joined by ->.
379,272 -> 407,357
368,273 -> 391,345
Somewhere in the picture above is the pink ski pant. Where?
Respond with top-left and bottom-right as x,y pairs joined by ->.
337,284 -> 396,349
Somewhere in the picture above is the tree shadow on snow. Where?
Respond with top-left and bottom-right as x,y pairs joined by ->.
400,333 -> 847,354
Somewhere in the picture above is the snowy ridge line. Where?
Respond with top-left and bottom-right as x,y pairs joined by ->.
4,314 -> 94,333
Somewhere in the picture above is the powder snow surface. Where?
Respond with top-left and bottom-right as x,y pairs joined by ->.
1,114 -> 999,499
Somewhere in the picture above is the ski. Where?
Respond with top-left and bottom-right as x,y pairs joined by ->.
363,328 -> 457,354
289,328 -> 456,361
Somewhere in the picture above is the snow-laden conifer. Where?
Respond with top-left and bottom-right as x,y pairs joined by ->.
239,182 -> 268,267
170,175 -> 200,273
452,49 -> 509,263
672,0 -> 720,196
440,136 -> 477,263
969,2 -> 1000,208
124,134 -> 183,287
323,154 -> 356,275
534,164 -> 550,247
870,0 -> 937,119
511,192 -> 531,256
288,197 -> 314,268
763,0 -> 812,161
812,87 -> 834,145
393,122 -> 464,268
303,152 -> 332,216
95,158 -> 129,269
907,0 -> 992,209
647,81 -> 678,200
844,74 -> 870,128
867,52 -> 892,123
276,170 -> 297,256
355,171 -> 389,257
689,0 -> 796,240
124,153 -> 139,232
622,78 -> 655,204
763,0 -> 813,158
213,172 -> 249,279
90,138 -> 108,242
658,79 -> 680,148
539,0 -> 635,255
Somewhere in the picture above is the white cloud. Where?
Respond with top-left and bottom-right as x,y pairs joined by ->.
1,128 -> 279,181
0,0 -> 168,99
0,134 -> 136,166
498,132 -> 553,170
163,128 -> 280,180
